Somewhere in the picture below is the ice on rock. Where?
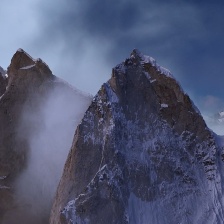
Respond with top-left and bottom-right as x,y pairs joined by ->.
161,103 -> 168,108
0,176 -> 6,180
150,79 -> 156,83
143,71 -> 151,80
17,48 -> 24,52
104,83 -> 119,103
20,64 -> 35,70
132,49 -> 173,78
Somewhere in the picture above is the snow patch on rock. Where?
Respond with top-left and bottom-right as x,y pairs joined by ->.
132,49 -> 173,78
20,64 -> 35,70
161,103 -> 168,108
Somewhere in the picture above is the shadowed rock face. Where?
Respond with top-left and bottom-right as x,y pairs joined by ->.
0,66 -> 5,75
0,49 -> 53,182
50,50 -> 224,224
0,67 -> 6,96
0,49 -> 91,224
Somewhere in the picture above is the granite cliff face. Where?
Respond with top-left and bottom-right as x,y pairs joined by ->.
50,50 -> 224,224
0,49 -> 91,224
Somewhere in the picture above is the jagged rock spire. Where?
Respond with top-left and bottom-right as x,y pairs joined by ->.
7,48 -> 52,82
50,50 -> 223,224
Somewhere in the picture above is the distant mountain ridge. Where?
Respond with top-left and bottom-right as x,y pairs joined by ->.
215,111 -> 224,123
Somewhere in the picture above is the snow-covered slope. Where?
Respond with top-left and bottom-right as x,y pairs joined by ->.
50,49 -> 224,224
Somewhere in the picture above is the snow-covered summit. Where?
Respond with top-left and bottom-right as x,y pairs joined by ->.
114,49 -> 173,78
131,49 -> 173,78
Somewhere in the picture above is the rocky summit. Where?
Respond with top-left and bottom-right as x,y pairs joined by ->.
50,49 -> 224,224
0,49 -> 91,224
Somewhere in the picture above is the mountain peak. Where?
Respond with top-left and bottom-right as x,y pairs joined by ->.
7,49 -> 52,80
16,48 -> 25,53
114,49 -> 173,81
50,50 -> 218,224
12,48 -> 35,70
131,49 -> 173,78
130,48 -> 143,58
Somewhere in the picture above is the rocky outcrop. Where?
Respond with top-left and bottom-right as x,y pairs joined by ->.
0,66 -> 6,96
0,49 -> 91,223
0,49 -> 55,183
50,50 -> 224,224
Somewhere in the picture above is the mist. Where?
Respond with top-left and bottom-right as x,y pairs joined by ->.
6,82 -> 91,223
191,95 -> 224,136
202,113 -> 224,136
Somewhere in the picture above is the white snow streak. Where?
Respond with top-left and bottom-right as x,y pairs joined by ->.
20,64 -> 35,70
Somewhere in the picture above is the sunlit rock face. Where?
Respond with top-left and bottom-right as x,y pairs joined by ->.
0,49 -> 91,224
50,49 -> 224,224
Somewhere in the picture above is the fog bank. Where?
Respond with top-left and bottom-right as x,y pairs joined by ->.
8,83 -> 91,223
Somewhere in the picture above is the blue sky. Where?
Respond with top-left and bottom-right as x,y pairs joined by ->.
1,0 -> 224,114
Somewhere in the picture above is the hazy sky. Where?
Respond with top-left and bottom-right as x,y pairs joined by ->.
1,0 -> 224,113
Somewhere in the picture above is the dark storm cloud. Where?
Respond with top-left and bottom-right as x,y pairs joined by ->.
78,0 -> 141,37
30,2 -> 191,88
1,0 -> 224,112
33,0 -> 224,98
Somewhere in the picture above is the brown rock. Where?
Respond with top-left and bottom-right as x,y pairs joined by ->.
50,49 -> 222,224
0,49 -> 91,223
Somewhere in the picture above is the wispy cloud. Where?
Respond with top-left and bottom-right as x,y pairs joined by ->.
193,94 -> 224,135
13,84 -> 90,223
1,0 -> 224,98
197,95 -> 224,115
